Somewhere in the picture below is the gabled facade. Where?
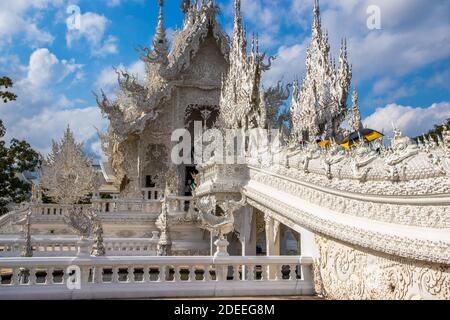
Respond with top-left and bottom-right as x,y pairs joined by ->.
97,0 -> 230,198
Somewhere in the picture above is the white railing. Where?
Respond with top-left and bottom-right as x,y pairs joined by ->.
0,255 -> 314,299
142,188 -> 163,201
0,237 -> 159,257
32,204 -> 91,217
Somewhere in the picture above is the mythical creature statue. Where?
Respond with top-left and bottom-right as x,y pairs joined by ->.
65,207 -> 94,239
196,194 -> 247,239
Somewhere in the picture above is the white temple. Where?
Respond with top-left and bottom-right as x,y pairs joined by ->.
0,0 -> 449,300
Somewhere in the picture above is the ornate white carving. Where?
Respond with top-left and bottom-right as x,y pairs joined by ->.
290,0 -> 351,142
218,0 -> 275,130
314,234 -> 450,300
41,127 -> 98,205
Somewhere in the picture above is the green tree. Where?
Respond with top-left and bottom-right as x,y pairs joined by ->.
0,76 -> 17,103
414,118 -> 450,143
0,77 -> 40,215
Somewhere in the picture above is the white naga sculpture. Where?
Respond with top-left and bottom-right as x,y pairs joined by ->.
196,194 -> 246,239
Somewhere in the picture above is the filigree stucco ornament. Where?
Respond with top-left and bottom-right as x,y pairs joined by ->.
290,0 -> 351,142
441,125 -> 450,174
196,194 -> 246,239
156,198 -> 172,256
21,210 -> 33,257
90,210 -> 106,256
313,235 -> 449,300
65,206 -> 93,239
96,0 -> 230,192
348,89 -> 363,132
164,166 -> 180,196
41,127 -> 98,205
218,0 -> 275,130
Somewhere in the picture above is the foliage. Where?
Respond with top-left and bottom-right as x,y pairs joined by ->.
0,77 -> 39,215
413,118 -> 450,143
0,76 -> 18,103
0,125 -> 40,215
264,82 -> 292,131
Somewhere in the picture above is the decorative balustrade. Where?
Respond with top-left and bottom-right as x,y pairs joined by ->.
32,204 -> 91,217
0,255 -> 314,299
142,188 -> 163,201
0,237 -> 159,257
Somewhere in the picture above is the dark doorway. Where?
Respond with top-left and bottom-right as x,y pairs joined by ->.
145,175 -> 156,188
184,166 -> 198,196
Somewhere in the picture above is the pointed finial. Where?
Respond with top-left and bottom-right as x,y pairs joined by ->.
152,0 -> 169,60
235,0 -> 241,12
313,0 -> 320,19
180,0 -> 191,14
256,33 -> 260,54
251,32 -> 255,54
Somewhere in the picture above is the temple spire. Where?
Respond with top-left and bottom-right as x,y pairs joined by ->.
153,0 -> 169,58
313,0 -> 321,31
180,0 -> 191,14
232,0 -> 246,60
349,89 -> 363,131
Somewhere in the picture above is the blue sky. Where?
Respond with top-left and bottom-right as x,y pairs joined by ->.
0,0 -> 449,159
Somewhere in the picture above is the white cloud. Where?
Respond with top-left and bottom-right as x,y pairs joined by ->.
0,0 -> 60,47
363,102 -> 450,137
245,0 -> 450,99
0,48 -> 106,158
20,48 -> 82,88
8,107 -> 107,156
66,11 -> 118,57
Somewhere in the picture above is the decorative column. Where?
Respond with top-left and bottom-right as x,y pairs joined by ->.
156,199 -> 172,256
21,211 -> 33,257
91,217 -> 106,257
265,213 -> 281,279
238,206 -> 256,280
236,206 -> 255,256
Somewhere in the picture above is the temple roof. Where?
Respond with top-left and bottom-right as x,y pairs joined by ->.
97,0 -> 230,142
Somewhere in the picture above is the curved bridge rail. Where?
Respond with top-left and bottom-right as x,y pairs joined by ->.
195,162 -> 450,300
0,255 -> 313,300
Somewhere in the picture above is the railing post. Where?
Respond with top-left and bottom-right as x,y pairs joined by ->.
203,265 -> 211,282
112,267 -> 119,283
29,268 -> 37,285
188,266 -> 195,282
158,265 -> 166,282
301,263 -> 313,283
275,264 -> 283,281
247,265 -> 255,281
127,267 -> 134,283
94,266 -> 103,284
289,264 -> 296,280
232,265 -> 240,281
45,267 -> 53,284
80,266 -> 90,285
174,266 -> 181,282
11,267 -> 19,285
261,265 -> 268,281
143,267 -> 150,282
